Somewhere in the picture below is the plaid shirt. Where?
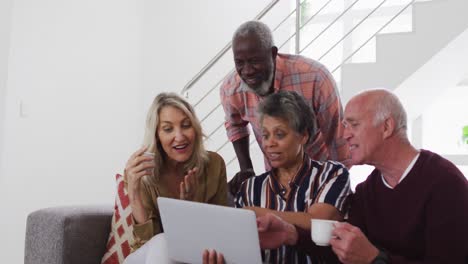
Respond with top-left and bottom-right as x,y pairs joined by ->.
220,53 -> 348,166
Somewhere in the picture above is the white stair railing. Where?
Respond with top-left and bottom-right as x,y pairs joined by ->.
181,0 -> 425,169
180,0 -> 281,98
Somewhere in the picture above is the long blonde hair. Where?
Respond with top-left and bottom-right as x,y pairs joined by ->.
142,92 -> 208,186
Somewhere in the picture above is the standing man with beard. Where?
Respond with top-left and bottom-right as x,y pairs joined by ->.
221,20 -> 348,195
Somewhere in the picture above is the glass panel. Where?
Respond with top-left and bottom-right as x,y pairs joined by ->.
301,0 -> 344,20
263,0 -> 297,53
300,21 -> 344,67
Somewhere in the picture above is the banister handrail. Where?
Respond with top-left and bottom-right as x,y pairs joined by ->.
225,139 -> 257,167
295,0 -> 301,54
192,70 -> 234,108
300,0 -> 334,30
276,0 -> 334,52
299,0 -> 360,54
199,0 -> 364,152
180,0 -> 281,95
191,0 -> 333,110
186,0 -> 420,172
189,0 -> 316,109
318,0 -> 388,61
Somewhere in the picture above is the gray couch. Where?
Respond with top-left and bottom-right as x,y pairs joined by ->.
24,193 -> 235,264
25,205 -> 113,264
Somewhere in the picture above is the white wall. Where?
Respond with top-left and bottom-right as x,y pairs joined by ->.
1,0 -> 144,262
141,0 -> 270,101
0,0 -> 14,178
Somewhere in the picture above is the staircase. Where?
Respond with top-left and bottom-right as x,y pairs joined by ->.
181,0 -> 468,177
341,0 -> 468,103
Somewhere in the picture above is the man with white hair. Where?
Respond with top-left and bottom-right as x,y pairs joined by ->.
239,89 -> 468,264
329,88 -> 468,263
220,20 -> 349,195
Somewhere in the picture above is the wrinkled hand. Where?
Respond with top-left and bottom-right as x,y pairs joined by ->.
228,169 -> 255,195
179,167 -> 198,201
202,249 -> 225,264
257,213 -> 298,249
330,222 -> 379,264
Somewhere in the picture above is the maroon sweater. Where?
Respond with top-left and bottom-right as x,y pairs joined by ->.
349,149 -> 468,263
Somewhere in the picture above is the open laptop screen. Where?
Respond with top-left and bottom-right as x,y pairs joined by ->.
158,197 -> 262,264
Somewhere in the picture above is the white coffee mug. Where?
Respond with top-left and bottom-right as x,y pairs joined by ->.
311,219 -> 338,246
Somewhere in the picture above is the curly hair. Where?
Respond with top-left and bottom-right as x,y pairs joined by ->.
257,90 -> 317,144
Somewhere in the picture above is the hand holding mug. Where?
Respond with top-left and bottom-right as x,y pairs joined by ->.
329,222 -> 379,264
310,219 -> 338,246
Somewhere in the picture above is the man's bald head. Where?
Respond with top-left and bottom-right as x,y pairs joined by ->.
348,89 -> 408,138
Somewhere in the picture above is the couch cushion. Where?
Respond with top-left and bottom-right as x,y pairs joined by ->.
25,205 -> 113,264
101,174 -> 134,264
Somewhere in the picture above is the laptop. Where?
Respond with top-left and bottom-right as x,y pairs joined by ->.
157,197 -> 262,264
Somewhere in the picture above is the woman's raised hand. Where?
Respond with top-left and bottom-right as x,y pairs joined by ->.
125,146 -> 155,223
179,167 -> 198,201
125,146 -> 155,193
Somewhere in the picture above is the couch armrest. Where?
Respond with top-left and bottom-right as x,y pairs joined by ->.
25,205 -> 113,264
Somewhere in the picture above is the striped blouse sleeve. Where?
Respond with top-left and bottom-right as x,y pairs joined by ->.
234,180 -> 247,208
311,162 -> 352,213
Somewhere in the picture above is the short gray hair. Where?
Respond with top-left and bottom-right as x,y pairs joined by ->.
257,91 -> 316,144
232,20 -> 274,50
362,89 -> 408,138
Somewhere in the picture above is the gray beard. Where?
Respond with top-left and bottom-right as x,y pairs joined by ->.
245,70 -> 274,97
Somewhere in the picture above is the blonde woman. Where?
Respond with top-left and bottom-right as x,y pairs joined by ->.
124,93 -> 228,263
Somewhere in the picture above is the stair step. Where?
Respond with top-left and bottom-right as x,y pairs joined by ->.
341,0 -> 468,102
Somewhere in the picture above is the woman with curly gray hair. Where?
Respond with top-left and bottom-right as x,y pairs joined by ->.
235,91 -> 351,264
